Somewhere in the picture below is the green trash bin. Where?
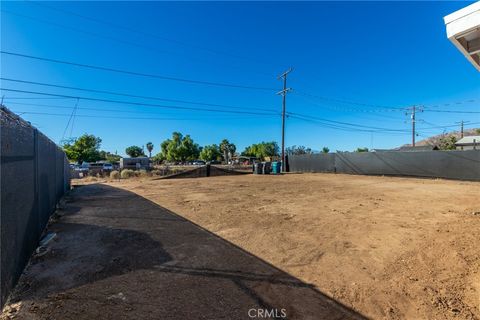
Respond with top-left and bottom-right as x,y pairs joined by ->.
271,162 -> 280,174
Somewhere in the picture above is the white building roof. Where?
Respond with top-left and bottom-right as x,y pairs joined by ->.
444,2 -> 480,71
456,135 -> 480,145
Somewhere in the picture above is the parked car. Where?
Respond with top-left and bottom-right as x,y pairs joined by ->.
191,160 -> 206,166
75,162 -> 89,173
103,163 -> 113,171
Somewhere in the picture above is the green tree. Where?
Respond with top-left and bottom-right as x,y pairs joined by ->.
220,139 -> 236,163
356,147 -> 369,152
199,144 -> 221,161
146,142 -> 154,157
438,135 -> 457,150
62,134 -> 102,164
322,147 -> 330,153
125,145 -> 144,158
159,132 -> 200,162
286,145 -> 313,155
99,150 -> 121,163
242,141 -> 279,160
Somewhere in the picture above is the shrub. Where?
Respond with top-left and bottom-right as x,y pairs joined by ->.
120,169 -> 135,179
110,170 -> 120,179
134,169 -> 149,177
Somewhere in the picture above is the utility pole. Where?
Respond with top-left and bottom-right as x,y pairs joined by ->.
277,68 -> 293,172
455,120 -> 469,138
406,105 -> 423,147
455,120 -> 469,150
412,106 -> 416,147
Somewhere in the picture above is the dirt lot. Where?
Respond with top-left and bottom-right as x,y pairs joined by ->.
3,173 -> 480,319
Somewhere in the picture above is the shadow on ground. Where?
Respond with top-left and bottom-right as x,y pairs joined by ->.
5,183 -> 367,320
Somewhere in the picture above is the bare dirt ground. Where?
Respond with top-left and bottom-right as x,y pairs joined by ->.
3,173 -> 480,319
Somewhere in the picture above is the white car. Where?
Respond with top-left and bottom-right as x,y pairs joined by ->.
75,162 -> 89,172
103,163 -> 113,171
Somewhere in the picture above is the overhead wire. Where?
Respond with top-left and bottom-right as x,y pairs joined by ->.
61,98 -> 79,141
0,88 -> 280,116
7,110 -> 280,122
1,51 -> 277,91
25,0 -> 283,74
293,89 -> 407,111
69,98 -> 79,138
0,78 -> 277,112
5,101 -> 277,119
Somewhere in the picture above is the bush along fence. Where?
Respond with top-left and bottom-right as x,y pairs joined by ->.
0,107 -> 71,308
288,150 -> 480,181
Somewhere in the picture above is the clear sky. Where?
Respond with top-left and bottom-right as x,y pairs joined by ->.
1,1 -> 479,156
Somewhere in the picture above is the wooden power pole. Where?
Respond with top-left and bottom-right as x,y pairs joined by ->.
406,105 -> 423,147
277,68 -> 293,172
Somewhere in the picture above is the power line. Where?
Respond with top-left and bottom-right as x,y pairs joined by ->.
417,121 -> 480,130
293,89 -> 406,110
423,109 -> 480,114
5,101 -> 277,118
0,78 -> 277,112
292,93 -> 408,127
423,99 -> 478,108
61,98 -> 79,141
0,88 -> 279,116
1,96 -> 73,100
8,110 -> 279,121
69,99 -> 79,138
287,111 -> 409,132
1,8 -> 175,57
288,114 -> 410,135
293,93 -> 405,115
25,1 -> 283,73
1,51 -> 277,91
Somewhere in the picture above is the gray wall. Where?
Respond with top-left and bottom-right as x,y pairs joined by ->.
161,165 -> 250,179
1,107 -> 70,308
289,151 -> 480,181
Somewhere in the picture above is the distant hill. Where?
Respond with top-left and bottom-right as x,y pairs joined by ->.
404,128 -> 480,147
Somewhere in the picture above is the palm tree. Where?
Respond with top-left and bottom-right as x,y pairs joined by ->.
220,139 -> 236,164
220,139 -> 230,164
146,142 -> 154,158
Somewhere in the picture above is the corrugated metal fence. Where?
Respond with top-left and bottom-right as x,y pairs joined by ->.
288,150 -> 480,181
1,107 -> 70,308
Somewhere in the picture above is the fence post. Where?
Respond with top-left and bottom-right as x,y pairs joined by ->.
33,129 -> 40,236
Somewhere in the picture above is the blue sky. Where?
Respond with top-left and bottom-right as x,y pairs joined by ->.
1,1 -> 479,156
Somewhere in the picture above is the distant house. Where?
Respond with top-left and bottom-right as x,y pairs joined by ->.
455,136 -> 480,150
397,145 -> 439,152
120,157 -> 150,170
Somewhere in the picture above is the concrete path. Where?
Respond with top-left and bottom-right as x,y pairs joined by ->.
2,184 -> 366,320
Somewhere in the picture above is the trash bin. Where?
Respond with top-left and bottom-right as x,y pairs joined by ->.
271,162 -> 280,174
262,162 -> 271,174
254,162 -> 263,174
